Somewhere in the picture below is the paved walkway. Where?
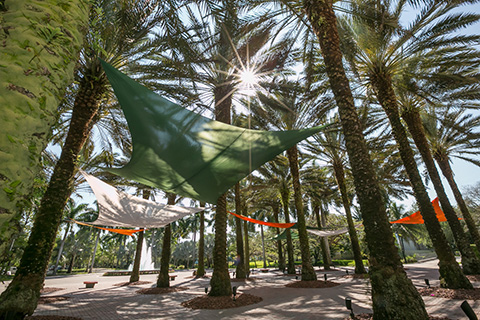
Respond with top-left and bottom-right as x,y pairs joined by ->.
1,259 -> 479,319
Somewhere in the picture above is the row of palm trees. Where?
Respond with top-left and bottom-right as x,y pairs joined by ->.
1,0 -> 479,319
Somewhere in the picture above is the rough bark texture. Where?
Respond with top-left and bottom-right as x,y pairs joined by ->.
129,231 -> 144,283
243,216 -> 250,274
314,206 -> 331,270
196,202 -> 206,278
157,194 -> 176,288
0,62 -> 106,319
280,187 -> 296,274
434,150 -> 480,253
272,204 -> 285,272
286,145 -> 316,281
0,0 -> 89,220
332,161 -> 366,274
402,108 -> 480,275
370,70 -> 472,289
209,194 -> 232,296
303,0 -> 430,318
234,184 -> 246,278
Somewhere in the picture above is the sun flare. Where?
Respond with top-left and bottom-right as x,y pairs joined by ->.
240,69 -> 258,87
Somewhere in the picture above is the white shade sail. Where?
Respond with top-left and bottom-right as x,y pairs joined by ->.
81,170 -> 204,228
307,224 -> 362,237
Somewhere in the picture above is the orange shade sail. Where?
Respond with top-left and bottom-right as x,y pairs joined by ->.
71,219 -> 145,236
228,211 -> 295,228
390,198 -> 455,224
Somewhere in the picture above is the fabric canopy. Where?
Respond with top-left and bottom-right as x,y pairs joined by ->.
72,219 -> 144,236
228,211 -> 295,228
100,60 -> 327,204
81,170 -> 204,228
390,198 -> 449,224
306,224 -> 362,237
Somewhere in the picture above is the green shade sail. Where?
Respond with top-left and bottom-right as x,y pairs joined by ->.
101,60 -> 326,204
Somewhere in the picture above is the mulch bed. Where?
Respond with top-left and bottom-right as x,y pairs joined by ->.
26,316 -> 83,320
136,286 -> 188,294
40,288 -> 65,294
342,314 -> 449,320
466,275 -> 480,282
37,296 -> 69,304
113,281 -> 152,287
418,287 -> 480,300
285,280 -> 340,288
181,293 -> 262,309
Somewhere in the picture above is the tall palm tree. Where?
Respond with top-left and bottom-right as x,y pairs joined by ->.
424,108 -> 480,252
300,0 -> 431,318
157,193 -> 176,288
0,0 -> 90,223
338,0 -> 478,279
52,200 -> 90,275
0,1 -> 173,317
196,202 -> 207,278
306,127 -> 367,274
234,183 -> 247,278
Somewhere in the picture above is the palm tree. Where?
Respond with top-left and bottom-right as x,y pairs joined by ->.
306,126 -> 367,274
0,0 -> 90,223
300,0 -> 430,318
52,200 -> 90,275
338,0 -> 478,279
0,1 -> 173,316
157,193 -> 176,288
234,183 -> 247,278
196,202 -> 207,277
424,108 -> 480,252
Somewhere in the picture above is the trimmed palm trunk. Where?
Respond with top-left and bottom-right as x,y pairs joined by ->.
320,207 -> 333,267
280,188 -> 296,274
52,222 -> 72,275
332,161 -> 366,274
303,1 -> 431,318
234,184 -> 246,278
88,230 -> 101,273
157,194 -> 176,288
129,231 -> 144,283
0,0 -> 90,220
209,83 -> 232,296
370,70 -> 472,289
130,190 -> 151,283
196,202 -> 206,278
314,206 -> 331,270
243,219 -> 250,274
402,108 -> 480,275
0,61 -> 107,318
286,145 -> 316,281
272,204 -> 285,272
433,149 -> 480,252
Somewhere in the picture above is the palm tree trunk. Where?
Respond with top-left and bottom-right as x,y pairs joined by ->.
370,70 -> 472,289
0,0 -> 89,219
332,161 -> 366,274
0,65 -> 106,318
281,190 -> 296,274
209,194 -> 232,296
157,194 -> 176,288
314,206 -> 330,270
272,205 -> 285,272
243,219 -> 250,274
234,184 -> 246,278
260,225 -> 268,268
209,82 -> 232,296
89,230 -> 100,273
433,151 -> 480,253
286,145 -> 316,281
402,108 -> 480,274
303,1 -> 431,318
320,206 -> 333,267
196,202 -> 206,278
129,231 -> 144,283
53,223 -> 71,275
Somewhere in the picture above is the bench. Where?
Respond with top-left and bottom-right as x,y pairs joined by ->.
260,268 -> 269,273
83,281 -> 98,288
169,275 -> 177,281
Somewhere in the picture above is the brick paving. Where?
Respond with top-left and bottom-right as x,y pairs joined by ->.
1,259 -> 479,319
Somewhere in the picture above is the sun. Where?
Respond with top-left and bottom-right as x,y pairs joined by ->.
239,69 -> 259,87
